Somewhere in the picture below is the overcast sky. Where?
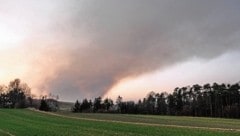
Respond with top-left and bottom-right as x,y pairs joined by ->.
0,0 -> 240,101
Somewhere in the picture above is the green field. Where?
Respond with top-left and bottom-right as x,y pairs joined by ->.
0,109 -> 240,136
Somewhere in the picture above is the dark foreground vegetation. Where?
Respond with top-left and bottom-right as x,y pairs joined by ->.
73,82 -> 240,119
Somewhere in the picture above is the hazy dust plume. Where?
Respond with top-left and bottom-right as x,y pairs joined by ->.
1,0 -> 240,101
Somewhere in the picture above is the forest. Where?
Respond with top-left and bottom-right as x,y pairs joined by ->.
73,82 -> 240,118
1,78 -> 240,118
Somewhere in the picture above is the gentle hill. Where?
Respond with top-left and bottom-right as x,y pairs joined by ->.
58,101 -> 74,111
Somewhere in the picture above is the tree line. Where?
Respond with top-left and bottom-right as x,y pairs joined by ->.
0,79 -> 32,108
73,82 -> 240,118
0,78 -> 58,111
1,79 -> 240,118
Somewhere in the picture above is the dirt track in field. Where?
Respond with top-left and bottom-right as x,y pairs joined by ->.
0,129 -> 15,136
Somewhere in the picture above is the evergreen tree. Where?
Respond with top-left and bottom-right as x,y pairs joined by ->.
39,97 -> 50,111
72,100 -> 81,112
93,97 -> 102,112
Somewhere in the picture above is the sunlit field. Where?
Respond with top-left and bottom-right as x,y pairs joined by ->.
0,109 -> 240,136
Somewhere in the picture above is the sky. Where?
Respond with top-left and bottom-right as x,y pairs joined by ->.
0,0 -> 240,102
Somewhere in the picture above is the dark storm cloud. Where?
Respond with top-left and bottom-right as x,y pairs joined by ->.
40,0 -> 240,101
2,0 -> 240,101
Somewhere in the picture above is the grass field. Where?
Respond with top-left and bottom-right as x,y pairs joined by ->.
0,109 -> 240,136
57,112 -> 240,130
